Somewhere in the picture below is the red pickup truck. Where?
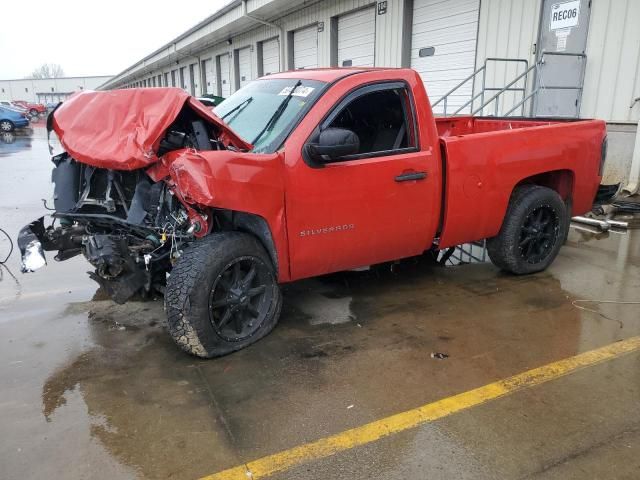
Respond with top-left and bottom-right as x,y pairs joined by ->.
19,68 -> 606,358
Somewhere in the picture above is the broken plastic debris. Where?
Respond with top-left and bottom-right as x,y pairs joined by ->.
20,240 -> 46,273
347,404 -> 354,409
430,352 -> 449,359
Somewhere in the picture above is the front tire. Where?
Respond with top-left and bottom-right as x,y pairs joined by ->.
487,185 -> 568,275
165,232 -> 282,358
0,120 -> 14,132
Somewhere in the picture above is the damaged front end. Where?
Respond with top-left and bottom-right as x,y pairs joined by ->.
19,88 -> 251,303
19,152 -> 203,302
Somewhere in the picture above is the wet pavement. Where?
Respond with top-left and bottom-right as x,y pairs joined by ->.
2,127 -> 640,479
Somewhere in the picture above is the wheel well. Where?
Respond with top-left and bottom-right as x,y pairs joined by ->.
215,210 -> 278,272
514,169 -> 574,202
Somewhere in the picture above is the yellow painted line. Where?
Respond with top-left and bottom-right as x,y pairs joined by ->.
201,336 -> 640,480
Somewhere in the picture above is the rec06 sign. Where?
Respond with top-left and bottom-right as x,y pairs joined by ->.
549,0 -> 580,30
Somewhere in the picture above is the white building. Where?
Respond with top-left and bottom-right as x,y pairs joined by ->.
101,0 -> 640,191
0,76 -> 113,104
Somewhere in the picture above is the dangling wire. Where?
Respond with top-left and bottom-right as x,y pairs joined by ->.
0,227 -> 13,265
0,226 -> 20,291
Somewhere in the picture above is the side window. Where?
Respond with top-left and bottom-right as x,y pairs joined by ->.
326,87 -> 415,158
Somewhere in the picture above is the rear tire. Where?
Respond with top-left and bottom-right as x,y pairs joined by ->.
165,232 -> 282,358
487,185 -> 568,275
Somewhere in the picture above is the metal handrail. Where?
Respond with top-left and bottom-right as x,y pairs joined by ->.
502,51 -> 587,117
431,65 -> 486,116
471,63 -> 536,116
433,52 -> 586,118
432,57 -> 529,116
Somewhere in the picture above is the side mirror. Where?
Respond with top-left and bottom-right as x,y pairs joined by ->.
307,127 -> 359,162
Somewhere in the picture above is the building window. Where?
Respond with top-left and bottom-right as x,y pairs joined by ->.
1,88 -> 4,93
25,87 -> 29,92
51,87 -> 54,92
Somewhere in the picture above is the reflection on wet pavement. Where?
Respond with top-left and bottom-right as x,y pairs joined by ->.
2,128 -> 640,479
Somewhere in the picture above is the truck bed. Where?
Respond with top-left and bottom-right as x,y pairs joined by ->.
435,116 -> 576,138
434,116 -> 606,249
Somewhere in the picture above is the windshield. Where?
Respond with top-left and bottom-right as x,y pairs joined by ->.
214,78 -> 325,153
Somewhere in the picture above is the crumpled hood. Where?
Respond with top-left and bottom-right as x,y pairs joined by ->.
51,88 -> 251,170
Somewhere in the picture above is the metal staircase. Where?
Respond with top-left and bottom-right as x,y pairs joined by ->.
433,52 -> 587,118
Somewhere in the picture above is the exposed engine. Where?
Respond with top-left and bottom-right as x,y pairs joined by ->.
18,108 -> 220,303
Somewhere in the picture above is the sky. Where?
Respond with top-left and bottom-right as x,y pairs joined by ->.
0,0 -> 234,79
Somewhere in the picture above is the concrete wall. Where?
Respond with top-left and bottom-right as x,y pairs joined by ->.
0,76 -> 113,103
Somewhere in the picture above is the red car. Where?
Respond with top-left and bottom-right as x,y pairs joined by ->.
12,100 -> 47,116
19,68 -> 606,358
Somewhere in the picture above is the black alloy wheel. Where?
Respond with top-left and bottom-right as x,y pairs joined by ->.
208,256 -> 275,341
518,205 -> 560,264
487,185 -> 568,275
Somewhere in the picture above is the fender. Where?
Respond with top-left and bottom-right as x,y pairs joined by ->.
147,148 -> 291,281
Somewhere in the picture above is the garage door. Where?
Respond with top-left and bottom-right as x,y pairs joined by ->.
237,47 -> 252,89
202,59 -> 215,94
411,0 -> 479,114
218,53 -> 231,97
293,24 -> 318,69
337,7 -> 376,67
261,37 -> 280,76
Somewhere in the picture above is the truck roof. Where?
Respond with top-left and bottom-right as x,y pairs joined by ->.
265,67 -> 405,83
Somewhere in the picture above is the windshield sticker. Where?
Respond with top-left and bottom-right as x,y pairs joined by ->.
278,86 -> 315,97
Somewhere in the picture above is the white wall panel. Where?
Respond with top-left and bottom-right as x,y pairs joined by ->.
581,0 -> 640,123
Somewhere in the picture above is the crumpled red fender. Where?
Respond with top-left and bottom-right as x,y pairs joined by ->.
147,148 -> 291,279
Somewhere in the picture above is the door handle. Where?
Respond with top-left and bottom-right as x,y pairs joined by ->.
395,171 -> 427,182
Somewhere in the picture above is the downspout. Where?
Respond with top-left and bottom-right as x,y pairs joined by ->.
622,97 -> 640,196
242,0 -> 286,72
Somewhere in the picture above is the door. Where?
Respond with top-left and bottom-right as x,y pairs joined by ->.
201,59 -> 215,94
293,24 -> 318,69
218,53 -> 231,97
261,37 -> 280,76
179,67 -> 186,90
337,6 -> 376,67
410,0 -> 479,114
285,82 -> 439,279
534,0 -> 590,117
237,47 -> 252,89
